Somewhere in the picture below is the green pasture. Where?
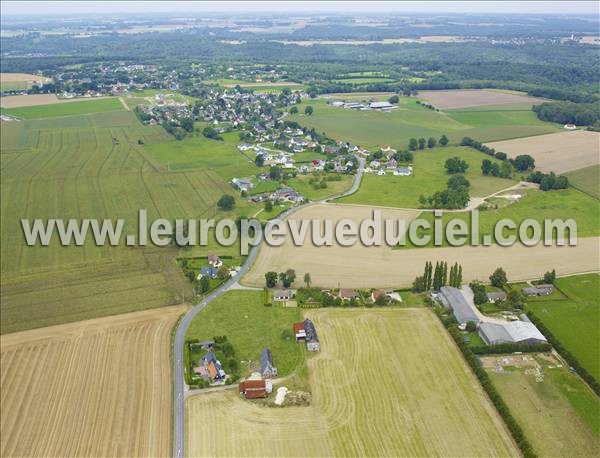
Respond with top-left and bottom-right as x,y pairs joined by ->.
0,112 -> 261,333
526,274 -> 600,380
402,187 -> 600,248
185,290 -> 306,377
339,146 -> 516,208
488,361 -> 600,456
286,173 -> 354,201
289,97 -> 561,150
2,97 -> 124,119
565,165 -> 600,199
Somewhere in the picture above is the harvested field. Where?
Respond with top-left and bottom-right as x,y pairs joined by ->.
418,89 -> 547,110
0,94 -> 111,108
486,130 -> 600,173
186,308 -> 518,457
0,73 -> 51,92
0,305 -> 186,457
1,94 -> 60,108
243,203 -> 600,288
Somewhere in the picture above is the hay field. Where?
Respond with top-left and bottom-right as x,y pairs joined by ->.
0,305 -> 186,457
486,130 -> 600,173
243,203 -> 600,288
0,114 -> 247,333
418,89 -> 547,109
186,308 -> 518,457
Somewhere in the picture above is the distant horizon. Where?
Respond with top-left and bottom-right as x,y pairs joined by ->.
1,1 -> 599,17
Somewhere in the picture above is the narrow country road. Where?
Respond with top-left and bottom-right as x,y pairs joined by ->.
171,155 -> 365,457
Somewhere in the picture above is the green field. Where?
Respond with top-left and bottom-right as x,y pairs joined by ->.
401,187 -> 600,248
487,360 -> 600,457
286,173 -> 354,201
0,112 -> 261,333
2,98 -> 124,119
145,128 -> 259,180
289,97 -> 561,150
333,77 -> 395,84
340,146 -> 516,208
185,290 -> 306,377
526,274 -> 600,380
566,164 -> 600,199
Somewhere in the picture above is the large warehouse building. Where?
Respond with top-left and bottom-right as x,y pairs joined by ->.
478,321 -> 547,345
439,286 -> 480,324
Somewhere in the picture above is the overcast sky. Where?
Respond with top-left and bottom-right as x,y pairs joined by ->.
2,1 -> 599,16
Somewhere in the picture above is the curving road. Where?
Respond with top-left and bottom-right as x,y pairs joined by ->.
172,156 -> 365,457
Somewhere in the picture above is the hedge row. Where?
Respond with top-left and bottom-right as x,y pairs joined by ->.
434,308 -> 536,457
471,342 -> 552,355
527,311 -> 600,396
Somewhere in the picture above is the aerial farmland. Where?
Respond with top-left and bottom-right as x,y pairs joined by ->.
1,4 -> 599,458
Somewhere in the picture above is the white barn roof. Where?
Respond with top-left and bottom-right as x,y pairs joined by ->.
479,321 -> 547,345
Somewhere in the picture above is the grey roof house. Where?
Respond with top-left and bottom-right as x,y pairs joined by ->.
440,286 -> 480,325
260,348 -> 278,378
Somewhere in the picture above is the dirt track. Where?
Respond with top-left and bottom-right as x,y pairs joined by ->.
0,305 -> 186,457
243,203 -> 600,288
486,130 -> 600,173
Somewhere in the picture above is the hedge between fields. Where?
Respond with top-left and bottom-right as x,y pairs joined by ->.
526,311 -> 600,396
471,342 -> 551,355
434,307 -> 536,458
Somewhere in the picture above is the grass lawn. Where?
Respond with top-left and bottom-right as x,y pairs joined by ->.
526,274 -> 600,380
185,290 -> 306,377
403,187 -> 600,247
289,97 -> 560,150
286,173 -> 354,200
144,128 -> 261,180
2,98 -> 124,119
566,164 -> 600,199
339,146 -> 516,208
488,362 -> 600,456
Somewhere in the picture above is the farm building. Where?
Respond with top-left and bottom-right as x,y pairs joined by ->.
369,101 -> 394,110
523,284 -> 554,296
198,266 -> 218,279
207,254 -> 223,267
339,288 -> 360,300
487,292 -> 507,303
274,289 -> 296,301
478,321 -> 547,345
239,379 -> 268,399
303,319 -> 320,351
440,286 -> 480,325
231,178 -> 253,192
260,348 -> 278,378
564,123 -> 577,130
394,167 -> 413,176
371,289 -> 401,303
293,322 -> 306,341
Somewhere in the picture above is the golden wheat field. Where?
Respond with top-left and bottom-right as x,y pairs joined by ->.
243,203 -> 600,288
0,305 -> 186,457
486,130 -> 600,173
186,308 -> 518,457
